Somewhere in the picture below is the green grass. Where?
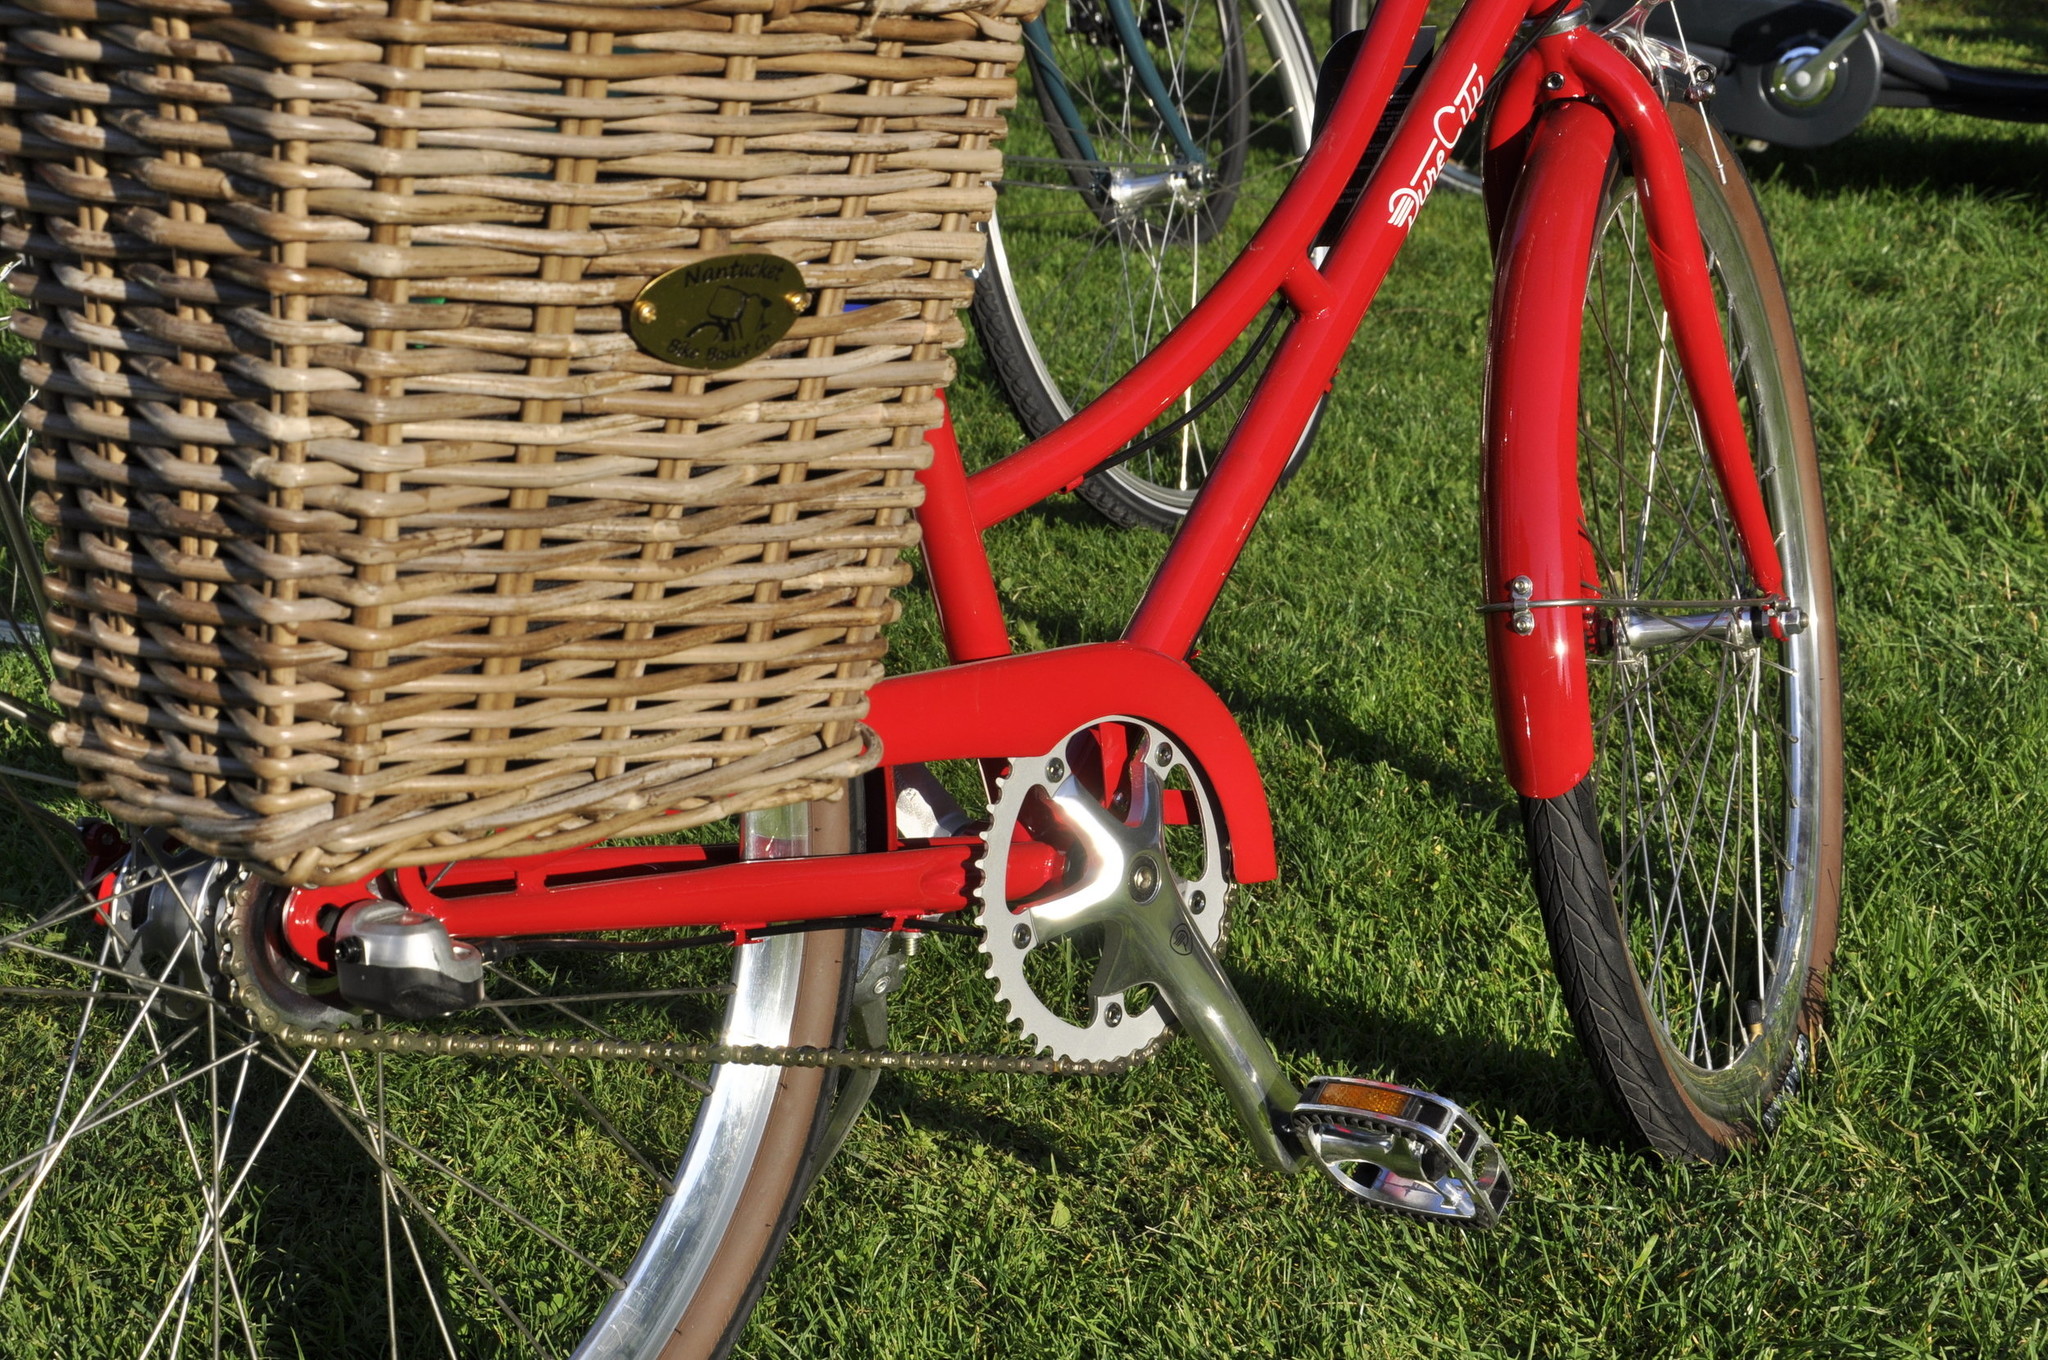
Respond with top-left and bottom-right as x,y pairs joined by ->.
3,1 -> 2047,1354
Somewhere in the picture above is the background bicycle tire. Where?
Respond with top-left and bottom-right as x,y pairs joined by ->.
970,0 -> 1322,528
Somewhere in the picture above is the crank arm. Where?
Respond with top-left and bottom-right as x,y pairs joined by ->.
1774,1 -> 1893,104
1122,906 -> 1304,1173
975,719 -> 1510,1217
1132,921 -> 1512,1229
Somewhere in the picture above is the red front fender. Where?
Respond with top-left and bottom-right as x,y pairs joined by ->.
867,643 -> 1277,884
1481,100 -> 1613,799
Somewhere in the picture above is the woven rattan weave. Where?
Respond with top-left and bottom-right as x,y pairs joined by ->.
0,0 -> 1039,884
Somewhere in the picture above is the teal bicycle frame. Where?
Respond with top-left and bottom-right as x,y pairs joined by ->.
1022,0 -> 1211,174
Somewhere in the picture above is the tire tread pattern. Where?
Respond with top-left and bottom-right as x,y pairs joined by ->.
1522,784 -> 1736,1162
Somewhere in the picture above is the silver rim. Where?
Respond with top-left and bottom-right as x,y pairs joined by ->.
981,0 -> 1317,515
576,932 -> 810,1360
0,816 -> 811,1357
1579,150 -> 1822,1095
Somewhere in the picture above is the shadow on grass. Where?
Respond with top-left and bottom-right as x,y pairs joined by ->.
871,971 -> 1633,1157
862,1081 -> 1064,1170
1752,121 -> 2048,203
1234,965 -> 1636,1151
1213,677 -> 1517,826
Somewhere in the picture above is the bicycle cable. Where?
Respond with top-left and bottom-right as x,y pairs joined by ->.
1086,302 -> 1288,480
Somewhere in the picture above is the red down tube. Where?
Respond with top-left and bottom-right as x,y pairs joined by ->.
1480,99 -> 1613,800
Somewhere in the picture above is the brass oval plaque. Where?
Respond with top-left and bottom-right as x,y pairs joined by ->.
628,254 -> 807,372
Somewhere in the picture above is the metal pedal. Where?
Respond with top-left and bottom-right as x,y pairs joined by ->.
1293,1077 -> 1512,1230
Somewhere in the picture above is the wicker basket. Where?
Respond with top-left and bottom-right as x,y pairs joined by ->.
1,0 -> 1038,884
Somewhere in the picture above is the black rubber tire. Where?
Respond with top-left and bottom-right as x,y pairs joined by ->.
970,0 -> 1320,530
1504,105 -> 1843,1161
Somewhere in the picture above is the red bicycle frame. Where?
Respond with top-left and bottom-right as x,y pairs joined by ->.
278,0 -> 1790,957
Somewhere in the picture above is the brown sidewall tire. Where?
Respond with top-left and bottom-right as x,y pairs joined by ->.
662,792 -> 863,1359
661,926 -> 854,1360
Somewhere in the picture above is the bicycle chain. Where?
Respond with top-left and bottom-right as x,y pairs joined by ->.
216,886 -> 1155,1078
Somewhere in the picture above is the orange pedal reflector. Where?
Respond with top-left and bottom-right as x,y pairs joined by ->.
1319,1082 -> 1410,1118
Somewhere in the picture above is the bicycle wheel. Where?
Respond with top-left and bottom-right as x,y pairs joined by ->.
0,584 -> 859,1360
1500,104 -> 1842,1159
972,0 -> 1320,529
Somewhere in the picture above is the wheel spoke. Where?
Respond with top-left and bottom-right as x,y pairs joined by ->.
141,1005 -> 262,1360
1580,161 -> 1812,1076
0,1032 -> 260,1189
0,927 -> 206,1283
0,939 -> 222,1008
136,1047 -> 318,1360
481,1007 -> 668,1188
0,838 -> 842,1353
485,962 -> 714,1096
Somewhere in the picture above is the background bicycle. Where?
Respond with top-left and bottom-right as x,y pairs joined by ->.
971,0 -> 1322,527
1604,0 -> 2048,148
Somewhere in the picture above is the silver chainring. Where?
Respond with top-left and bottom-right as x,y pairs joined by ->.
976,716 -> 1231,1064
